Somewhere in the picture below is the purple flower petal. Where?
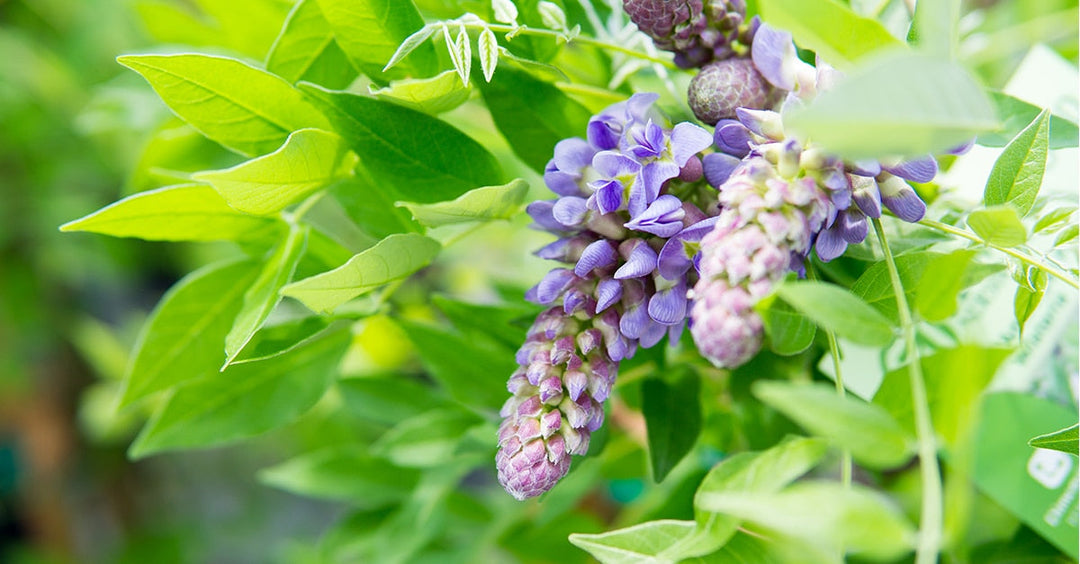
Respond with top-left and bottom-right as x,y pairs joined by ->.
884,155 -> 937,184
714,119 -> 752,158
670,122 -> 713,166
649,281 -> 688,325
553,137 -> 595,172
635,160 -> 680,215
624,194 -> 686,238
588,179 -> 624,214
751,23 -> 798,90
948,138 -> 975,155
587,116 -> 621,150
619,302 -> 651,339
532,268 -> 576,304
851,175 -> 882,218
544,169 -> 583,197
564,370 -> 587,402
638,319 -> 667,348
625,92 -> 661,124
575,240 -> 617,277
629,121 -> 665,160
702,152 -> 742,188
839,209 -> 869,244
594,278 -> 623,313
593,151 -> 641,178
614,240 -> 658,279
552,196 -> 588,227
878,175 -> 926,222
658,217 -> 718,280
850,160 -> 881,177
735,108 -> 784,139
815,227 -> 847,261
526,200 -> 564,231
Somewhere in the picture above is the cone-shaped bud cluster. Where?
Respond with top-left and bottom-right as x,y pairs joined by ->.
496,307 -> 617,500
499,93 -> 717,499
691,101 -> 939,368
623,0 -> 750,68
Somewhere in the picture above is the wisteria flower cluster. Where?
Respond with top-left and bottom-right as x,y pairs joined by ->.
622,0 -> 750,68
496,94 -> 716,499
691,107 -> 938,368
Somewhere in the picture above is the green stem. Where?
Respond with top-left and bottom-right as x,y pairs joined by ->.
807,264 -> 852,487
477,23 -> 679,69
919,218 -> 1079,290
873,218 -> 942,564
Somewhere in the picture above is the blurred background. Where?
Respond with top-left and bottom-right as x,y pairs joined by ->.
0,0 -> 1076,562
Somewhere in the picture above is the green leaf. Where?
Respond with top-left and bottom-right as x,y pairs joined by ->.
397,319 -> 516,410
911,0 -> 960,59
478,27 -> 498,82
1054,224 -> 1078,247
223,226 -> 308,368
1033,206 -> 1077,234
569,520 -> 697,564
396,179 -> 528,228
476,64 -> 592,173
266,0 -> 358,89
787,52 -> 998,159
753,381 -> 914,469
983,110 -> 1049,216
667,437 -> 826,559
761,297 -> 817,355
315,0 -> 436,83
299,83 -> 503,203
193,128 -> 358,215
968,206 -> 1028,248
129,325 -> 350,458
338,376 -> 449,426
370,409 -> 481,467
776,281 -> 894,346
118,54 -> 330,157
979,92 -> 1079,150
61,184 -> 279,242
282,233 -> 438,314
757,0 -> 904,69
697,482 -> 916,561
643,369 -> 701,483
431,295 -> 537,351
914,249 -> 975,322
118,260 -> 259,408
231,316 -> 331,364
370,70 -> 472,114
1013,267 -> 1047,337
852,251 -> 1004,323
1029,423 -> 1079,456
259,445 -> 421,505
874,346 -> 1013,446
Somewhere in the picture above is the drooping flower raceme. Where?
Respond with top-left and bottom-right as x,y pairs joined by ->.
497,94 -> 715,499
690,105 -> 938,369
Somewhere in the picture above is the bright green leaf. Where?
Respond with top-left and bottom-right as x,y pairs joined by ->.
396,319 -> 516,410
697,481 -> 916,561
193,128 -> 358,215
787,52 -> 998,160
762,297 -> 817,355
1013,267 -> 1047,337
266,0 -> 358,89
643,369 -> 701,483
874,346 -> 1013,446
315,0 -> 436,83
370,70 -> 471,114
231,316 -> 331,364
282,233 -> 440,314
915,249 -> 976,322
299,84 -> 504,203
396,179 -> 529,228
338,376 -> 449,426
129,325 -> 350,458
431,295 -> 537,351
371,409 -> 481,468
223,226 -> 308,367
757,0 -> 904,69
569,520 -> 697,564
478,27 -> 498,82
1029,423 -> 1079,456
1054,224 -> 1078,247
118,54 -> 330,157
968,206 -> 1028,248
912,0 -> 960,59
477,64 -> 592,173
666,437 -> 826,559
1033,206 -> 1077,233
60,184 -> 280,242
119,260 -> 259,408
259,445 -> 421,505
979,92 -> 1079,150
776,281 -> 894,346
753,381 -> 914,469
984,110 -> 1049,216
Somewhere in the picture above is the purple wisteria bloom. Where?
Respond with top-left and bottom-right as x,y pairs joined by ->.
691,103 -> 939,368
623,0 -> 750,68
499,94 -> 715,499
